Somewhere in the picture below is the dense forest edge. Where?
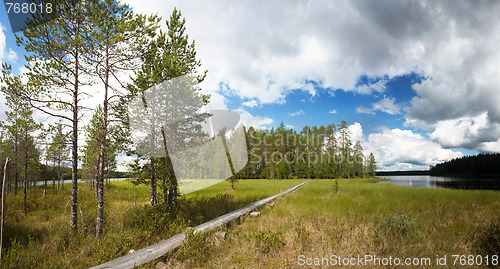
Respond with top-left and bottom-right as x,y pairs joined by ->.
376,170 -> 430,176
430,153 -> 500,177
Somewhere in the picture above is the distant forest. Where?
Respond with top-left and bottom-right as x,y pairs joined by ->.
377,170 -> 430,176
430,153 -> 500,177
235,121 -> 377,179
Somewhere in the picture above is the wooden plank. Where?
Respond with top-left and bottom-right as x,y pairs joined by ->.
91,180 -> 309,269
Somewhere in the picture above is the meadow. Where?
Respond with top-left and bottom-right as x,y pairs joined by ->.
149,179 -> 499,268
1,178 -> 499,268
1,179 -> 303,268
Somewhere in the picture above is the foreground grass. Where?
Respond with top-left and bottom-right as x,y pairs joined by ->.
1,179 -> 304,268
157,178 -> 500,268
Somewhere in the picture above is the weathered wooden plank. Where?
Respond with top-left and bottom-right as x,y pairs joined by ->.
90,180 -> 309,269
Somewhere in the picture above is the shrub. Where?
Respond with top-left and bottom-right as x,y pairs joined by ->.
373,213 -> 421,253
246,229 -> 285,254
294,222 -> 310,250
176,229 -> 211,266
333,178 -> 339,193
472,220 -> 500,260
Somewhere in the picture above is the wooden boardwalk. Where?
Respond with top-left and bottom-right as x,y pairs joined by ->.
90,181 -> 309,269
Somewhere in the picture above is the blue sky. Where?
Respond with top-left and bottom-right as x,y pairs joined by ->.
1,0 -> 499,171
222,74 -> 421,135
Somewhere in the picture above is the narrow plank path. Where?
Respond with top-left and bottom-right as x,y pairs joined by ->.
90,180 -> 310,269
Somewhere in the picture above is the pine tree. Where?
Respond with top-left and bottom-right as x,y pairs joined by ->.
353,141 -> 364,177
14,1 -> 94,230
47,123 -> 69,194
82,106 -> 120,191
0,70 -> 40,213
87,0 -> 158,238
131,8 -> 209,209
368,153 -> 377,177
338,121 -> 352,178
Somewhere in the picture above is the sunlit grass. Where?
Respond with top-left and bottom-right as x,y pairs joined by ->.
159,178 -> 500,268
0,178 -> 305,268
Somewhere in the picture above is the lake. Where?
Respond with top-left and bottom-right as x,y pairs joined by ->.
380,175 -> 500,190
33,177 -> 129,186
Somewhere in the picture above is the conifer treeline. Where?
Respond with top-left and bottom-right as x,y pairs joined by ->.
235,121 -> 377,179
430,153 -> 500,177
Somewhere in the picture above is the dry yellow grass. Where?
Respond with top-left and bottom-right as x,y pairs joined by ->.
155,179 -> 499,269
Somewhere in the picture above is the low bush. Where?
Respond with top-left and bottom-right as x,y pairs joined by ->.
473,220 -> 500,260
373,213 -> 422,253
245,229 -> 285,254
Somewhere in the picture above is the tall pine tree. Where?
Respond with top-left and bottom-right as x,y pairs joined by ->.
14,1 -> 93,230
131,8 -> 209,209
87,0 -> 158,238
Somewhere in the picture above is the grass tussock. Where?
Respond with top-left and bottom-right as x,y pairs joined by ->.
472,219 -> 500,259
373,213 -> 422,254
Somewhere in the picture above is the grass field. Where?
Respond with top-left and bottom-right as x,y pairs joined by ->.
149,178 -> 500,268
1,179 -> 304,268
1,178 -> 499,268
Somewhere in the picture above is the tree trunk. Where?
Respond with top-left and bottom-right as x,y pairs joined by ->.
70,14 -> 80,232
57,158 -> 61,191
161,127 -> 168,204
162,158 -> 168,204
95,173 -> 104,238
44,158 -> 47,198
23,135 -> 28,214
150,158 -> 157,206
1,158 -> 10,268
52,160 -> 56,194
167,169 -> 178,209
94,174 -> 98,198
150,94 -> 157,206
14,136 -> 18,196
220,132 -> 236,190
161,127 -> 178,208
96,33 -> 110,239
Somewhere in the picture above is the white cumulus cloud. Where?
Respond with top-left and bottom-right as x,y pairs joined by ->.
236,108 -> 273,130
357,97 -> 402,115
348,122 -> 364,143
242,99 -> 258,108
289,109 -> 305,117
363,128 -> 463,171
354,80 -> 387,94
373,97 -> 402,115
356,106 -> 375,115
429,112 -> 500,152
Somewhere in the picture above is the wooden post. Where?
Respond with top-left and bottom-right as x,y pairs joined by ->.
1,158 -> 11,268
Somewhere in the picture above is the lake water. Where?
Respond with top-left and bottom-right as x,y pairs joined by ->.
380,175 -> 500,190
33,177 -> 129,186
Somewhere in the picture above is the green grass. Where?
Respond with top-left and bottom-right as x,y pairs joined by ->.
0,179 -> 304,268
158,178 -> 500,268
2,178 -> 499,268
